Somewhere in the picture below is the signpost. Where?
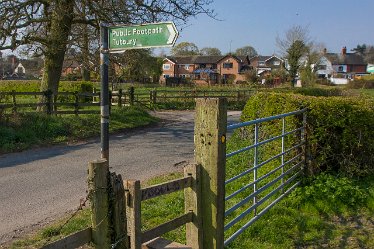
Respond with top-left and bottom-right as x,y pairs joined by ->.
108,22 -> 178,51
99,22 -> 178,160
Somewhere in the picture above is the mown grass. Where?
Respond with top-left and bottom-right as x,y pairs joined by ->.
0,106 -> 158,154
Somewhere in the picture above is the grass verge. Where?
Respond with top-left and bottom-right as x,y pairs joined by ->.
7,172 -> 374,248
0,106 -> 158,154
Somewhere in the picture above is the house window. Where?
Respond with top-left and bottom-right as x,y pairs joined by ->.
199,64 -> 206,68
258,62 -> 265,66
163,64 -> 171,70
273,61 -> 280,66
185,65 -> 190,70
223,63 -> 233,68
163,74 -> 170,78
338,66 -> 344,72
318,65 -> 327,70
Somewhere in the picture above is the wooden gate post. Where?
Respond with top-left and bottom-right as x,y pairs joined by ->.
194,98 -> 227,249
88,159 -> 111,249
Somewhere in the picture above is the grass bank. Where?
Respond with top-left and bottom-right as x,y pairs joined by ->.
0,106 -> 157,154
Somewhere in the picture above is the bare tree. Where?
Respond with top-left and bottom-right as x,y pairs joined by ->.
0,0 -> 214,109
234,46 -> 257,57
276,25 -> 313,86
171,42 -> 200,56
200,47 -> 222,56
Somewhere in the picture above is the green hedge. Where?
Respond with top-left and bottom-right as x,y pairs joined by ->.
0,80 -> 94,92
241,92 -> 374,177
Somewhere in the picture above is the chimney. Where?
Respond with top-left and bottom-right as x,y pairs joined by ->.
342,46 -> 347,55
323,48 -> 327,55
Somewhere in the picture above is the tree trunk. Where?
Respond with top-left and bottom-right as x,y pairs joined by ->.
81,27 -> 91,81
81,8 -> 91,82
38,0 -> 74,112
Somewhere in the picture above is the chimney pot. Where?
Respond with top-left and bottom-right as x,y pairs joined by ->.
342,46 -> 347,55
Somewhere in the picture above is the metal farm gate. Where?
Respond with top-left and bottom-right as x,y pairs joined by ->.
224,109 -> 307,246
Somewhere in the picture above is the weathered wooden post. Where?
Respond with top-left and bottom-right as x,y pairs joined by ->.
118,88 -> 123,107
125,180 -> 142,249
184,164 -> 203,249
74,91 -> 79,116
88,159 -> 111,249
44,90 -> 53,115
110,173 -> 128,249
129,87 -> 135,106
11,90 -> 17,113
194,98 -> 227,249
53,95 -> 58,115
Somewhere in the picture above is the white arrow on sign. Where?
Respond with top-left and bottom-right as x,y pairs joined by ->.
167,24 -> 178,44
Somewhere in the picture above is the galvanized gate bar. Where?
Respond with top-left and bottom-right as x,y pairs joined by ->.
227,109 -> 307,131
224,170 -> 302,232
224,180 -> 301,246
225,161 -> 302,217
226,127 -> 303,158
225,141 -> 305,185
225,152 -> 303,202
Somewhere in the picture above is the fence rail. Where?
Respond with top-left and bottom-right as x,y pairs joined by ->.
223,108 -> 307,246
0,88 -> 254,115
125,164 -> 200,249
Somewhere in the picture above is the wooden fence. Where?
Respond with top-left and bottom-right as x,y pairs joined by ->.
0,90 -> 130,115
0,88 -> 253,115
40,99 -> 226,249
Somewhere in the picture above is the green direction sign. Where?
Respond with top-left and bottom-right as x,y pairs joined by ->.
108,22 -> 178,51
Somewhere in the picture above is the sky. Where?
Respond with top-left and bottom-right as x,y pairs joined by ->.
169,0 -> 374,56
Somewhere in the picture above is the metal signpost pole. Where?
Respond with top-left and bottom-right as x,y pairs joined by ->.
99,22 -> 178,160
100,23 -> 110,160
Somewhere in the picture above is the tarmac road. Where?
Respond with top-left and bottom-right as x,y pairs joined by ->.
0,110 -> 241,244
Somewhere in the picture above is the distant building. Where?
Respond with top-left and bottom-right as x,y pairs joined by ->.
248,55 -> 284,76
160,54 -> 251,85
316,47 -> 368,84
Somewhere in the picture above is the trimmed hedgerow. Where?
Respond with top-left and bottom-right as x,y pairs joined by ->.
241,92 -> 374,177
0,80 -> 94,92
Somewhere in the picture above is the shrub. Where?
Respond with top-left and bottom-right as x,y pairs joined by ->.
0,80 -> 94,93
293,173 -> 368,208
292,87 -> 346,97
346,79 -> 374,89
241,92 -> 374,177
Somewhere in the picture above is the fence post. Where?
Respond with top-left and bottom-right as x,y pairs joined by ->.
44,90 -> 53,115
129,87 -> 135,106
11,90 -> 17,113
118,89 -> 123,107
194,98 -> 227,249
184,164 -> 203,249
125,180 -> 141,249
53,95 -> 58,115
74,91 -> 79,116
110,173 -> 128,249
88,159 -> 111,249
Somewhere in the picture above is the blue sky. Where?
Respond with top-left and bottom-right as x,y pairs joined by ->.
173,0 -> 374,56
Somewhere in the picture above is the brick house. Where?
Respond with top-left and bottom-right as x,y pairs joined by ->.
160,54 -> 251,85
